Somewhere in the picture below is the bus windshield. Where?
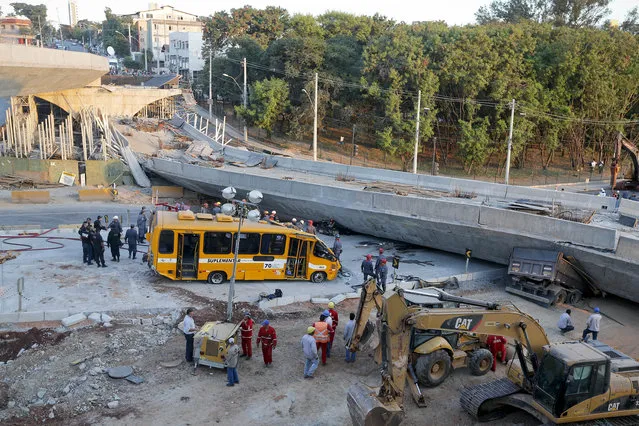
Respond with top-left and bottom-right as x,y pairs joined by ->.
313,240 -> 336,261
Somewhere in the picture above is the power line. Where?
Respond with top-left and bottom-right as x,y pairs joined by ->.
219,57 -> 639,127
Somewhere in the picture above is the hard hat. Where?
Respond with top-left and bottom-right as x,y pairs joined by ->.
214,202 -> 221,206
203,202 -> 209,207
271,210 -> 277,214
264,210 -> 269,214
113,216 -> 118,220
308,220 -> 313,225
381,258 -> 387,264
243,311 -> 250,317
262,319 -> 270,326
292,218 -> 297,222
379,247 -> 384,253
322,309 -> 330,316
328,301 -> 335,308
307,326 -> 315,334
335,235 -> 340,239
300,220 -> 305,224
594,307 -> 600,313
366,254 -> 372,260
229,337 -> 235,344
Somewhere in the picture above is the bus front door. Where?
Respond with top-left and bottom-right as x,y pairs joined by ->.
176,233 -> 199,280
286,237 -> 309,279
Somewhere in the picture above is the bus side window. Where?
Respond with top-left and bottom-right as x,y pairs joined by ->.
261,234 -> 286,255
203,232 -> 232,254
233,232 -> 260,254
159,230 -> 174,254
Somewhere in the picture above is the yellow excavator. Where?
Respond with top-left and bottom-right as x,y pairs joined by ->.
347,280 -> 639,426
350,279 -> 502,389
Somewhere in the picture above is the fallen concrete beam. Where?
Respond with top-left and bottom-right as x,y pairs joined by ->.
11,190 -> 50,204
151,185 -> 184,198
619,198 -> 639,218
78,188 -> 113,201
61,313 -> 87,327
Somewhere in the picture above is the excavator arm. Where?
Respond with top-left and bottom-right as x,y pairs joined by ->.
349,278 -> 384,353
347,285 -> 551,426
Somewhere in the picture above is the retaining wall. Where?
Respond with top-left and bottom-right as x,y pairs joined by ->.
0,158 -> 128,186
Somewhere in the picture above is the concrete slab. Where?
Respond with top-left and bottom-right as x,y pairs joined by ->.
61,313 -> 86,327
77,188 -> 113,201
11,190 -> 50,204
17,311 -> 44,322
0,312 -> 19,323
151,185 -> 184,198
619,198 -> 639,218
311,298 -> 330,304
44,310 -> 69,321
329,294 -> 347,305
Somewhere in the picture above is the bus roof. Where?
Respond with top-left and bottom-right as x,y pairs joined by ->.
155,210 -> 316,236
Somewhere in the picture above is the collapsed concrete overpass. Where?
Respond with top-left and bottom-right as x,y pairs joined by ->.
0,44 -> 108,97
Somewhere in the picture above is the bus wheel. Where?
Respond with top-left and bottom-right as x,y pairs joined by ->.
207,271 -> 226,285
310,272 -> 327,283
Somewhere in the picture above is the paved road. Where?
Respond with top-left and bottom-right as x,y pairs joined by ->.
0,203 -> 143,228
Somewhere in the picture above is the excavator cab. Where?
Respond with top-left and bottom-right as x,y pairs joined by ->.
533,342 -> 611,419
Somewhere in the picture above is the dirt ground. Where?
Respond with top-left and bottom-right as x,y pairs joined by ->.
1,281 -> 638,426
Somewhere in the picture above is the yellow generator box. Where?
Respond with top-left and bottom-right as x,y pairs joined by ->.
195,321 -> 240,369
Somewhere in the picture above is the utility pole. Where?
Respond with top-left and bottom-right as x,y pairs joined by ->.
127,23 -> 132,57
208,48 -> 213,118
313,72 -> 318,161
432,136 -> 437,175
243,57 -> 248,143
413,90 -> 421,174
505,99 -> 515,185
350,124 -> 356,166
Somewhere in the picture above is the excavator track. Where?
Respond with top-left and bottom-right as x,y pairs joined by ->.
461,379 -> 639,425
460,378 -> 521,421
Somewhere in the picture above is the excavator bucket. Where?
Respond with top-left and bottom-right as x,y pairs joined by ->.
347,383 -> 404,426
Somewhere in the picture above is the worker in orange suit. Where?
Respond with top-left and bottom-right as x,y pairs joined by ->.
486,335 -> 507,372
256,319 -> 277,367
313,313 -> 333,365
239,311 -> 254,360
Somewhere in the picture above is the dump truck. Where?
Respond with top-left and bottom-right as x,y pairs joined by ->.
346,285 -> 639,426
506,247 -> 600,307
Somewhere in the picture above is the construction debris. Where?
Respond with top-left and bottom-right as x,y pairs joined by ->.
0,251 -> 18,264
0,175 -> 64,189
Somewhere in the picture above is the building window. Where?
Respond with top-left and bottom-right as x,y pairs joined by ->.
168,26 -> 172,30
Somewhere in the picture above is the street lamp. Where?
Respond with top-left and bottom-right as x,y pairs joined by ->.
223,73 -> 248,143
222,187 -> 263,322
115,30 -> 147,72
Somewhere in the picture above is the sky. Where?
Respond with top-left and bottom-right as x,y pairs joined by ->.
0,0 -> 636,26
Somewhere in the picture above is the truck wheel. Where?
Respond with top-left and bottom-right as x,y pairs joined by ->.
567,290 -> 582,305
207,271 -> 225,284
555,290 -> 567,305
468,349 -> 493,376
415,350 -> 451,387
310,271 -> 327,283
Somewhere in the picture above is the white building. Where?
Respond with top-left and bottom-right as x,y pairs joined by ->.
68,0 -> 78,27
124,5 -> 201,73
168,32 -> 204,81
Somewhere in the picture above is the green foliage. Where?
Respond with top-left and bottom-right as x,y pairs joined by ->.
123,56 -> 142,70
236,78 -> 291,137
201,6 -> 639,173
102,7 -> 134,57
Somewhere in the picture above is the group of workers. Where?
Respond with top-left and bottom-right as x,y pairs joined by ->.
182,301 -> 358,385
77,207 -> 150,267
361,247 -> 390,292
557,307 -> 603,341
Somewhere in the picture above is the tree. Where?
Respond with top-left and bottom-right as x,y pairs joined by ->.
10,3 -> 47,30
621,7 -> 639,35
236,78 -> 290,137
475,0 -> 611,27
102,7 -> 134,57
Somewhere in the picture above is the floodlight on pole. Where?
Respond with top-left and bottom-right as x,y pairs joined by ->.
221,187 -> 263,322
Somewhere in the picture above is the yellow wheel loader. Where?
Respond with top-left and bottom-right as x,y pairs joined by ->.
349,279 -> 502,390
346,281 -> 639,426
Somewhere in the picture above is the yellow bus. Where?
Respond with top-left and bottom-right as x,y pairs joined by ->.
147,210 -> 340,283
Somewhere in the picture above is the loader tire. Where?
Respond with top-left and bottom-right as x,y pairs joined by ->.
468,349 -> 493,376
415,350 -> 451,388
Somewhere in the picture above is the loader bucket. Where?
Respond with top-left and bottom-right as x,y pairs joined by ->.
347,383 -> 404,426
